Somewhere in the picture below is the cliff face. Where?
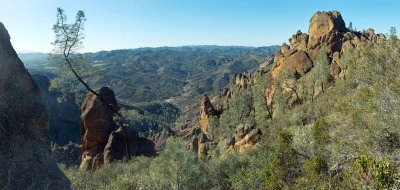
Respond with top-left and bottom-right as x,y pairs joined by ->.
0,22 -> 70,189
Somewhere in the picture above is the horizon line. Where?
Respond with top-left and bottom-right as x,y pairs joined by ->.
16,44 -> 281,54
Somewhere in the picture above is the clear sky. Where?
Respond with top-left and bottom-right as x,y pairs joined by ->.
0,0 -> 399,53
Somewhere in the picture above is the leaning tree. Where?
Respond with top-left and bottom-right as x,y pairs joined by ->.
51,8 -> 121,115
51,8 -> 130,159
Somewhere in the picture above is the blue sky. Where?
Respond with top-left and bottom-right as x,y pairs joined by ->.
0,0 -> 399,53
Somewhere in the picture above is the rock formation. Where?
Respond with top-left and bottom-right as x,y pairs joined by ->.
308,11 -> 347,49
274,10 -> 386,78
80,87 -> 119,170
219,74 -> 250,110
140,128 -> 176,152
221,124 -> 262,152
199,94 -> 217,133
103,127 -> 129,164
80,87 -> 157,170
270,10 -> 386,102
0,22 -> 70,189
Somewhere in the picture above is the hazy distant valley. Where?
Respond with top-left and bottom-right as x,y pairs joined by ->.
19,46 -> 278,144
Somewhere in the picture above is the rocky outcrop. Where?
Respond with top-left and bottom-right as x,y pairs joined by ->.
219,74 -> 251,110
220,124 -> 262,152
0,22 -> 70,189
199,94 -> 217,133
104,127 -> 129,164
270,10 -> 386,103
275,10 -> 386,77
197,133 -> 212,158
80,87 -> 158,170
140,128 -> 176,152
308,11 -> 347,49
80,87 -> 119,170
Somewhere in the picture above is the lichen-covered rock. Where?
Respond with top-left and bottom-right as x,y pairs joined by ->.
0,22 -> 70,189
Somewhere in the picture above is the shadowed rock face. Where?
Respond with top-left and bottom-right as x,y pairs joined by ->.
79,87 -> 118,170
0,22 -> 70,189
80,87 -> 157,170
32,74 -> 80,146
104,127 -> 129,164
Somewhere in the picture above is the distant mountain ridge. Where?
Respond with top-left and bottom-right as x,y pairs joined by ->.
21,45 -> 278,142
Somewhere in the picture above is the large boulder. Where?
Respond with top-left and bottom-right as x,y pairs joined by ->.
80,87 -> 118,170
0,22 -> 70,189
308,10 -> 347,49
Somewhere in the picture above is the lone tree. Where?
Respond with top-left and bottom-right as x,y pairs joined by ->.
51,8 -> 130,160
51,8 -> 120,116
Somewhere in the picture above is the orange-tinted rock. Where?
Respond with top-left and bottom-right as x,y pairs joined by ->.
289,30 -> 309,51
198,142 -> 210,158
232,73 -> 249,90
199,94 -> 216,133
80,87 -> 118,170
308,10 -> 347,49
0,22 -> 70,189
222,124 -> 262,152
272,51 -> 313,78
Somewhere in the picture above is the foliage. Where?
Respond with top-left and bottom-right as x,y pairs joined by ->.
311,46 -> 330,93
261,130 -> 300,189
146,138 -> 210,190
220,89 -> 255,136
54,28 -> 400,190
342,155 -> 400,189
50,8 -> 100,104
